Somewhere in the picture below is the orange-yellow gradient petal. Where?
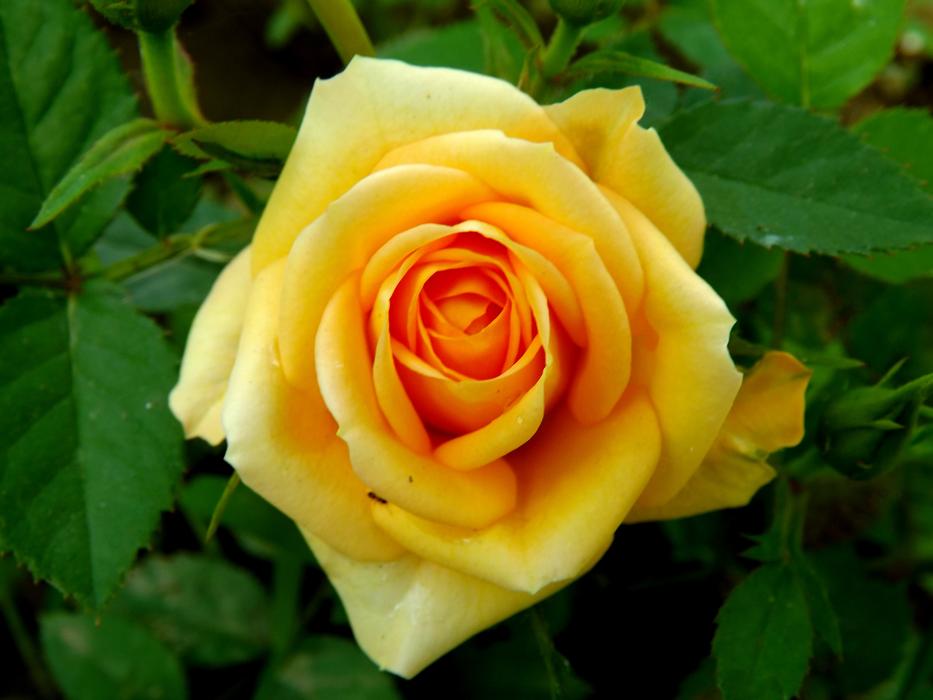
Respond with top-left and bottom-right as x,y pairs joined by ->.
221,261 -> 404,562
279,165 -> 494,394
628,352 -> 811,522
372,394 -> 660,593
602,189 -> 741,508
251,56 -> 582,272
305,532 -> 561,679
546,88 -> 706,267
315,274 -> 518,528
169,248 -> 251,445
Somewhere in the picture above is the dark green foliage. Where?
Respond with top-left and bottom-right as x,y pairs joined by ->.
0,0 -> 137,271
41,612 -> 188,700
0,285 -> 184,607
661,100 -> 933,254
109,554 -> 271,666
254,636 -> 402,700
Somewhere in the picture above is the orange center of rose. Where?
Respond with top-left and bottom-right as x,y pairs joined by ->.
373,230 -> 549,436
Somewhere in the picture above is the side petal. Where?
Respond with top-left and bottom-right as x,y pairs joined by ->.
546,88 -> 706,268
251,56 -> 582,272
169,248 -> 251,445
371,394 -> 660,594
628,352 -> 810,521
305,531 -> 560,679
222,260 -> 405,562
602,188 -> 742,508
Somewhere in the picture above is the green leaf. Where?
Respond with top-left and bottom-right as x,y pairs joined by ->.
658,2 -> 764,100
697,229 -> 784,308
41,612 -> 187,700
713,563 -> 812,700
0,284 -> 184,607
854,108 -> 933,190
566,49 -> 716,90
126,146 -> 202,238
180,475 -> 312,561
710,0 -> 906,109
31,120 -> 167,230
796,561 -> 843,657
172,120 -> 297,178
109,554 -> 271,666
254,636 -> 401,700
811,547 -> 912,693
660,99 -> 933,254
380,20 -> 486,73
0,0 -> 138,272
473,0 -> 545,51
843,109 -> 933,283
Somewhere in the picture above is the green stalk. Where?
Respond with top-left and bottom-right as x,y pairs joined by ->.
540,18 -> 584,79
305,0 -> 374,64
138,29 -> 204,129
1,595 -> 54,698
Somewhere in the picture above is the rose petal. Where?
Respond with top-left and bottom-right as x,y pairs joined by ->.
461,203 -> 630,425
602,188 -> 741,508
371,393 -> 660,593
222,261 -> 405,562
546,87 -> 706,268
251,56 -> 583,272
627,352 -> 810,521
169,247 -> 252,445
305,531 -> 560,679
376,130 -> 642,420
316,274 -> 518,528
280,164 -> 494,393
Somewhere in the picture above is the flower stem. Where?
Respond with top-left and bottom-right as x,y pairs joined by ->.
540,18 -> 584,79
138,29 -> 205,129
304,0 -> 375,64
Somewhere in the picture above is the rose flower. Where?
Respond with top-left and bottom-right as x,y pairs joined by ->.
170,58 -> 809,677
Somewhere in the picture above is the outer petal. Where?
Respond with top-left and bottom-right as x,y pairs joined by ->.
305,532 -> 561,679
628,352 -> 810,521
169,248 -> 251,445
546,88 -> 706,267
602,188 -> 741,508
371,394 -> 660,593
251,56 -> 582,272
222,261 -> 404,562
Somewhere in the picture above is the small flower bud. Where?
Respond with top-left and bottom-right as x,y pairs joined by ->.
91,0 -> 194,33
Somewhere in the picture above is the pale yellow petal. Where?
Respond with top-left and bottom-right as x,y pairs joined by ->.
251,56 -> 582,272
372,394 -> 660,593
546,88 -> 706,267
602,188 -> 741,508
169,248 -> 251,445
306,532 -> 560,679
315,274 -> 518,528
222,261 -> 404,562
628,352 -> 810,521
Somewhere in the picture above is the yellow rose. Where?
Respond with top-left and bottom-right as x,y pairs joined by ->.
170,57 -> 809,677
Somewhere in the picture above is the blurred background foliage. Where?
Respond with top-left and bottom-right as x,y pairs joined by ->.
1,0 -> 933,698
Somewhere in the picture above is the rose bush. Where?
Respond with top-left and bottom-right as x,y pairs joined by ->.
170,57 -> 809,677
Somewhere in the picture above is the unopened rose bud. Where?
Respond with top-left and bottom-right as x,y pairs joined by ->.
91,0 -> 194,32
821,370 -> 933,480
